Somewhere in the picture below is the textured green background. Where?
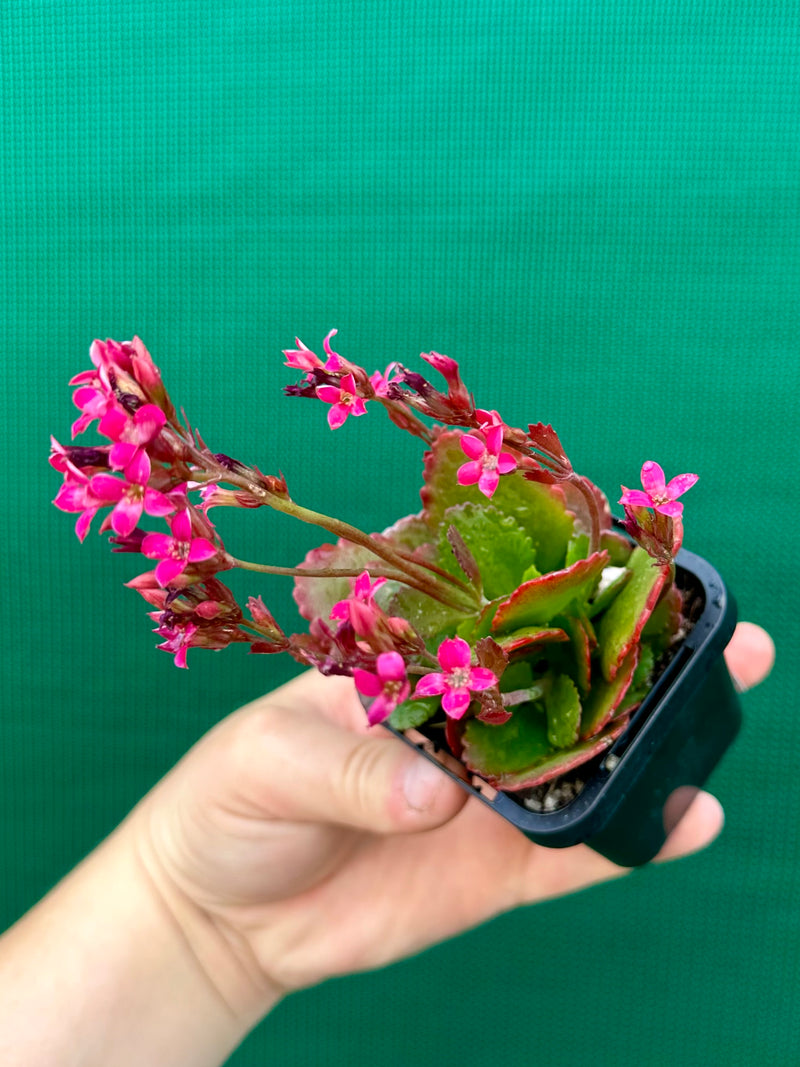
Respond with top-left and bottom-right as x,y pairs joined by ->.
2,3 -> 797,1064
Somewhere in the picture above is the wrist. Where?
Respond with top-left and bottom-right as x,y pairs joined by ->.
124,797 -> 284,1031
0,808 -> 281,1067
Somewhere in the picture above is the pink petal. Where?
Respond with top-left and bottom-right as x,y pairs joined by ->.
143,488 -> 175,517
353,571 -> 373,598
109,441 -> 138,471
375,651 -> 406,682
442,688 -> 470,719
70,412 -> 94,437
73,385 -> 103,411
484,424 -> 504,454
154,557 -> 187,587
111,497 -> 144,537
353,669 -> 382,697
98,407 -> 128,441
75,509 -> 98,542
125,450 -> 151,486
654,501 -> 684,517
366,694 -> 393,726
329,599 -> 350,620
438,636 -> 471,671
350,398 -> 367,417
414,673 -> 447,697
457,460 -> 481,487
327,403 -> 349,430
89,474 -> 126,502
640,461 -> 666,497
665,472 -> 698,499
460,435 -> 486,461
133,404 -> 166,442
497,452 -> 517,474
467,667 -> 498,691
619,488 -> 653,508
315,385 -> 341,404
341,373 -> 357,394
171,509 -> 192,541
141,532 -> 174,559
477,469 -> 499,498
187,537 -> 217,562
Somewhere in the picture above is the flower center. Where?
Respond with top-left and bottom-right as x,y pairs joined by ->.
171,539 -> 191,561
447,666 -> 471,689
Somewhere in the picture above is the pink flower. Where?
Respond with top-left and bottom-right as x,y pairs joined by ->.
315,373 -> 367,430
353,652 -> 411,725
153,619 -> 198,669
89,452 -> 175,537
330,570 -> 387,634
100,403 -> 167,472
414,636 -> 497,719
456,424 -> 517,499
52,460 -> 103,542
619,461 -> 698,518
284,330 -> 343,373
283,338 -> 324,372
141,509 -> 217,587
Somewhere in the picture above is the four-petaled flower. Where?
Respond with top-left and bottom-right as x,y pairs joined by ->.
353,652 -> 411,725
141,509 -> 217,587
89,451 -> 175,537
619,461 -> 698,518
414,636 -> 497,719
315,373 -> 367,430
100,402 -> 167,473
457,424 -> 517,499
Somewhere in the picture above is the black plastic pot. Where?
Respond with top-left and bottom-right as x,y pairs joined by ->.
385,547 -> 741,867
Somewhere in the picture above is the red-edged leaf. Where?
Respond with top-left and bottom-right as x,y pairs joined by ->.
557,613 -> 593,695
597,548 -> 668,681
491,551 -> 609,633
462,703 -> 628,790
495,626 -> 569,655
580,646 -> 639,739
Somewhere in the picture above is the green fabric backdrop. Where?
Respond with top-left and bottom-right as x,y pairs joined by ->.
2,3 -> 797,1064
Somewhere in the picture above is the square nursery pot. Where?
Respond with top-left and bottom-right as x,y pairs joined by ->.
385,546 -> 741,868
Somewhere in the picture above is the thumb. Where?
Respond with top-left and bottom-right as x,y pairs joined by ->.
226,699 -> 469,835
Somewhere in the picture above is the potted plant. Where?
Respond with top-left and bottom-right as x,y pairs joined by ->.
50,332 -> 741,867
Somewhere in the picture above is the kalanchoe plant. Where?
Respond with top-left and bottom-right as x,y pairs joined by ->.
51,331 -> 699,798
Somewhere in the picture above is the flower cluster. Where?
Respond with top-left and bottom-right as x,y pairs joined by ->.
51,331 -> 697,789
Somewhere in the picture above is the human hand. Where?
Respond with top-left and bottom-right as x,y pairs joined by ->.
128,621 -> 774,1019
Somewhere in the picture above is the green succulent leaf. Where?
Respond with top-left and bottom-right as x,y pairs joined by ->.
587,566 -> 632,618
389,584 -> 470,645
545,674 -> 582,748
565,532 -> 590,566
491,551 -> 609,632
641,582 -> 683,652
600,529 -> 634,566
462,703 -> 628,790
555,613 -> 593,695
436,503 -> 537,600
389,695 -> 441,731
596,548 -> 668,681
421,431 -> 575,572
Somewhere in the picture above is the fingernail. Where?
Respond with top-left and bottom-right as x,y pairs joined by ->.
403,755 -> 445,812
